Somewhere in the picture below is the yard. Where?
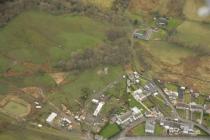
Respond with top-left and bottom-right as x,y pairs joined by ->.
99,123 -> 121,138
183,92 -> 191,104
154,124 -> 165,136
128,95 -> 145,113
177,109 -> 186,119
164,82 -> 178,91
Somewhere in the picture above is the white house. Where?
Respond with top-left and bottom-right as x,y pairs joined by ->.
46,112 -> 57,124
93,102 -> 105,117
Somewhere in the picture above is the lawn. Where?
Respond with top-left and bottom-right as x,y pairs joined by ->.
139,78 -> 148,87
128,95 -> 145,112
194,96 -> 206,105
2,101 -> 28,116
154,124 -> 164,136
164,83 -> 178,91
184,93 -> 191,104
129,123 -> 145,136
99,123 -> 121,138
177,109 -> 186,119
142,99 -> 154,108
203,113 -> 210,128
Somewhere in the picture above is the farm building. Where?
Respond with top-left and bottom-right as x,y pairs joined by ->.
46,112 -> 57,124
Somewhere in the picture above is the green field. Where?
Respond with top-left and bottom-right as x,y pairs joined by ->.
0,10 -> 108,73
154,124 -> 164,135
143,41 -> 195,65
48,66 -> 124,111
2,101 -> 28,116
173,21 -> 210,51
99,123 -> 121,138
164,83 -> 178,91
128,95 -> 145,112
129,123 -> 145,136
0,125 -> 82,140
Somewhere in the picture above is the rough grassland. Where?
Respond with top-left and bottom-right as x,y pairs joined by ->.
174,21 -> 210,51
0,10 -> 108,72
82,0 -> 114,9
2,101 -> 28,116
183,0 -> 210,22
142,41 -> 195,65
48,66 -> 123,110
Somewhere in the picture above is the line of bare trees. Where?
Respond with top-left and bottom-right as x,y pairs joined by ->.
55,28 -> 132,72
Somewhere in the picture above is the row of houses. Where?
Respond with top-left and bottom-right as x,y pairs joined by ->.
175,102 -> 210,113
160,119 -> 195,135
46,112 -> 73,130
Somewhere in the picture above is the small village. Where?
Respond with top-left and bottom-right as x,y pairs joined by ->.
89,71 -> 210,139
0,12 -> 210,140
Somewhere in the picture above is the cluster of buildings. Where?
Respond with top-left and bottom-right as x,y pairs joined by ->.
132,82 -> 157,102
145,120 -> 156,134
154,17 -> 169,28
133,29 -> 153,41
133,16 -> 169,41
113,107 -> 143,128
164,84 -> 210,125
34,101 -> 42,109
92,98 -> 105,117
46,112 -> 73,130
160,119 -> 195,135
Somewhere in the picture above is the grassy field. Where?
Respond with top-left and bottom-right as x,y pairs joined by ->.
0,73 -> 55,88
82,0 -> 114,9
143,41 -> 195,65
128,123 -> 145,136
164,83 -> 178,91
174,21 -> 210,51
154,124 -> 164,136
0,125 -> 83,140
48,66 -> 124,111
99,123 -> 121,138
2,101 -> 28,116
0,10 -> 108,71
128,95 -> 145,112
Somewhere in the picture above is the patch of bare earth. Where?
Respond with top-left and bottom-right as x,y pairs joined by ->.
21,87 -> 44,99
49,72 -> 67,85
